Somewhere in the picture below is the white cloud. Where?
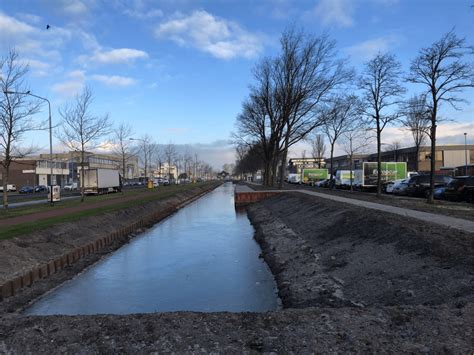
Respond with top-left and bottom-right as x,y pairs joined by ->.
56,0 -> 89,16
91,74 -> 137,86
346,34 -> 401,61
155,10 -> 264,59
310,0 -> 354,28
52,70 -> 86,97
81,48 -> 149,65
125,8 -> 163,19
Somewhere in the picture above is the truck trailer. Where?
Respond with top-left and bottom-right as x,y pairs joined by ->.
81,168 -> 121,195
302,168 -> 328,185
354,162 -> 407,188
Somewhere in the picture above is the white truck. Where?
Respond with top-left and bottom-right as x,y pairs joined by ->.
81,168 -> 121,195
287,173 -> 301,184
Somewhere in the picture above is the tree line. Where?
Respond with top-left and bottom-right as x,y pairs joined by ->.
233,28 -> 474,202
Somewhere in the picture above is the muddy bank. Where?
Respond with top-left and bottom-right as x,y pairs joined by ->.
248,192 -> 473,308
0,304 -> 472,353
0,183 -> 219,311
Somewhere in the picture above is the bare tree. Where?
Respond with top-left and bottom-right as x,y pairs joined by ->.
112,122 -> 135,180
58,86 -> 111,202
275,28 -> 353,188
310,133 -> 326,168
359,52 -> 406,197
1,50 -> 43,209
407,30 -> 474,202
136,134 -> 155,180
164,142 -> 176,181
323,95 -> 361,188
386,140 -> 402,162
402,95 -> 430,172
235,29 -> 351,188
342,127 -> 372,191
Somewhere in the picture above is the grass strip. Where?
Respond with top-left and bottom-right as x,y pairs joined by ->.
0,183 -> 213,240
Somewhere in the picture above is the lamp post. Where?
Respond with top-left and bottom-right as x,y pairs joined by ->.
3,90 -> 54,205
464,132 -> 468,175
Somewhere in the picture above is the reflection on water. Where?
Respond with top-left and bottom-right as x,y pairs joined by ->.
25,183 -> 279,315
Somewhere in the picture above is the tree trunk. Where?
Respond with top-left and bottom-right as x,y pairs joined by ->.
278,135 -> 290,189
376,122 -> 382,197
428,123 -> 436,204
329,143 -> 335,189
415,146 -> 420,172
2,165 -> 9,210
80,151 -> 85,202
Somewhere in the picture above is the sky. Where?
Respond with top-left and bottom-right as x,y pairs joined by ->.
1,0 -> 473,169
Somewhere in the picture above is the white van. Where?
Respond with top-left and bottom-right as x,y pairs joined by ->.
0,184 -> 17,192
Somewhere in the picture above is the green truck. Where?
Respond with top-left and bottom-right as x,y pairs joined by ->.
354,162 -> 407,187
302,168 -> 328,184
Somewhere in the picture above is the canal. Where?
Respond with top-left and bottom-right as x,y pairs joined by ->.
25,183 -> 279,315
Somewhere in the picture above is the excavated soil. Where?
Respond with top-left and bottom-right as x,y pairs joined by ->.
0,189 -> 473,353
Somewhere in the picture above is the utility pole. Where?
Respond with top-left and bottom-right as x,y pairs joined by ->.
464,132 -> 468,175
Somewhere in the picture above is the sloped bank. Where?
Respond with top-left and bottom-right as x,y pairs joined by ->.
0,182 -> 220,312
248,192 -> 473,309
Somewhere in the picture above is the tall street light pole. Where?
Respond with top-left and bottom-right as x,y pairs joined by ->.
3,90 -> 54,205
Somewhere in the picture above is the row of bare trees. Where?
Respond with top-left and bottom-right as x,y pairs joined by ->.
234,29 -> 474,202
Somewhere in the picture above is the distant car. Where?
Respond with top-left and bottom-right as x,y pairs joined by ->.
162,179 -> 170,186
19,186 -> 34,194
64,183 -> 78,191
34,185 -> 48,193
444,176 -> 474,203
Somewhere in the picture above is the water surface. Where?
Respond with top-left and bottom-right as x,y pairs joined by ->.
25,183 -> 279,315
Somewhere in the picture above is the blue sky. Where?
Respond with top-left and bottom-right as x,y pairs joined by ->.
1,0 -> 473,167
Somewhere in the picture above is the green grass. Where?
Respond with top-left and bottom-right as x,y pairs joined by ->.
0,182 -> 213,240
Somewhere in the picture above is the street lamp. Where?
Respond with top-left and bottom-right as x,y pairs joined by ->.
464,132 -> 468,175
3,90 -> 54,205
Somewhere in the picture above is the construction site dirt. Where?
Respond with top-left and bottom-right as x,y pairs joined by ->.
0,189 -> 473,353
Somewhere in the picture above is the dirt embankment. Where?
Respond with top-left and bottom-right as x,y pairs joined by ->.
248,192 -> 473,308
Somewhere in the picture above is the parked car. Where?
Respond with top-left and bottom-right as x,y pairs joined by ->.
406,174 -> 452,197
444,176 -> 474,203
433,186 -> 446,200
385,179 -> 406,194
392,179 -> 410,196
34,185 -> 48,193
19,185 -> 34,194
64,182 -> 78,191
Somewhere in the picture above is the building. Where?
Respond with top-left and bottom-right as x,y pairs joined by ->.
287,157 -> 325,175
153,163 -> 178,180
0,159 -> 69,188
1,151 -> 140,188
327,144 -> 474,173
38,151 -> 140,184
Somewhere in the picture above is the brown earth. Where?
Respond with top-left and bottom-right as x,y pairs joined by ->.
0,187 -> 473,353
